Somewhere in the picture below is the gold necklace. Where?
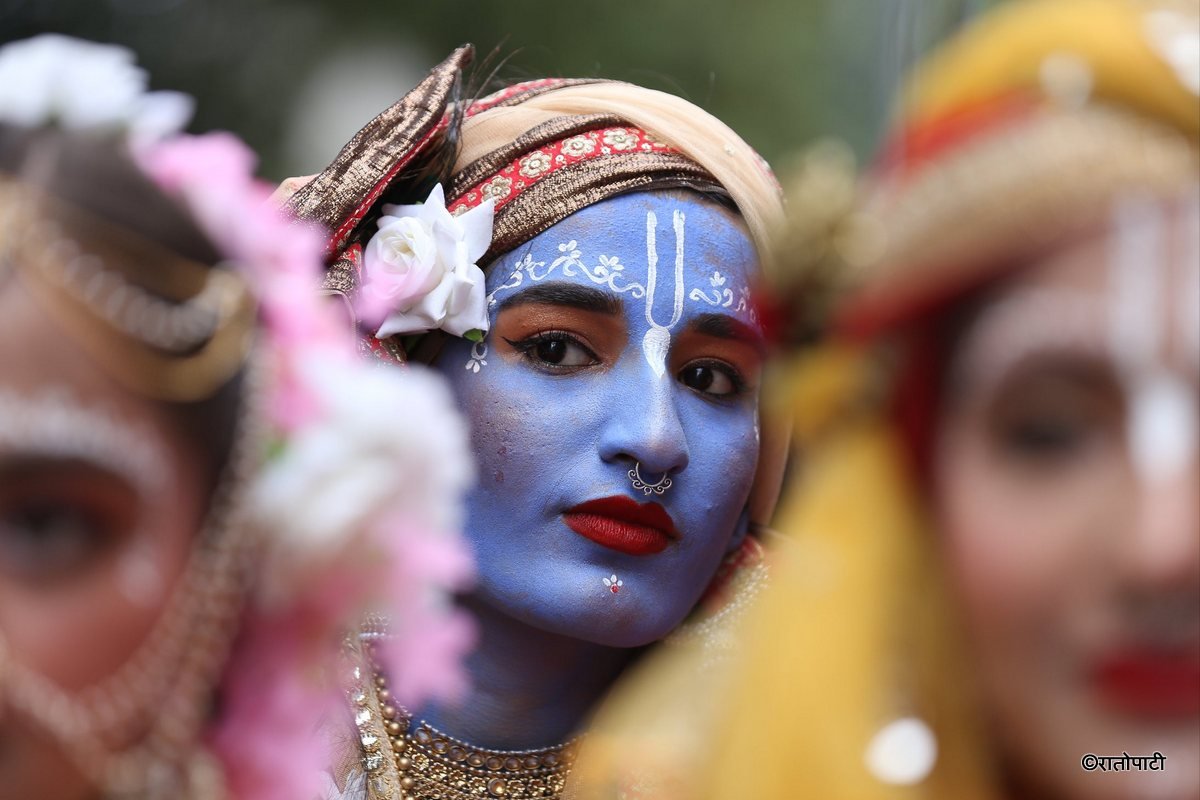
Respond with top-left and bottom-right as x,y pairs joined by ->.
353,643 -> 579,800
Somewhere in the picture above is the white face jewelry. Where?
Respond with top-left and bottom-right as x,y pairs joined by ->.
0,388 -> 169,497
949,286 -> 1107,398
38,229 -> 234,354
627,462 -> 673,496
0,389 -> 171,603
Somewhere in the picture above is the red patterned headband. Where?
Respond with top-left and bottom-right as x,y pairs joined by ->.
448,124 -> 677,216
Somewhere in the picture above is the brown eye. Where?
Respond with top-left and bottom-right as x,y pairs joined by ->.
506,332 -> 598,370
678,361 -> 741,397
996,413 -> 1093,460
535,338 -> 569,365
0,463 -> 137,582
983,365 -> 1121,469
0,503 -> 99,575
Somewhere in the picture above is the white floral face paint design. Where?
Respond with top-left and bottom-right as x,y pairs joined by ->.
469,240 -> 648,372
473,207 -> 759,372
690,269 -> 732,308
688,271 -> 759,325
465,340 -> 488,373
602,573 -> 623,595
485,243 -> 648,309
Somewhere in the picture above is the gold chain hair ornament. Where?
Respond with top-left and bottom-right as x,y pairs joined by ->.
0,178 -> 257,403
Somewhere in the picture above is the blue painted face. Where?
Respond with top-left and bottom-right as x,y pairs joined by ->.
430,191 -> 763,647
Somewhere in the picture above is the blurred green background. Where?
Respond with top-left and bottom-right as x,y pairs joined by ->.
2,0 -> 999,180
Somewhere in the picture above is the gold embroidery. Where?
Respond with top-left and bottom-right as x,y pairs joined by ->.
601,129 -> 638,151
345,639 -> 579,799
560,135 -> 597,159
480,176 -> 514,201
518,152 -> 553,178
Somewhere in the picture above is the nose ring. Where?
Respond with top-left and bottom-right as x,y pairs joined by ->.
628,462 -> 672,496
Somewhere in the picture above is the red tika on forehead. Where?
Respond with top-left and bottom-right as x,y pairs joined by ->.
447,126 -> 678,216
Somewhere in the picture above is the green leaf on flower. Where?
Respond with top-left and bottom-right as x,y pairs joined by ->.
463,329 -> 485,343
265,436 -> 288,462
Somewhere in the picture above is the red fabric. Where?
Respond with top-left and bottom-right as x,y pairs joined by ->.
694,536 -> 766,616
446,125 -> 676,214
873,90 -> 1040,181
891,321 -> 951,490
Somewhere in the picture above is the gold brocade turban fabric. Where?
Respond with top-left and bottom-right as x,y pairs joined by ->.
568,1 -> 1199,799
280,46 -> 789,526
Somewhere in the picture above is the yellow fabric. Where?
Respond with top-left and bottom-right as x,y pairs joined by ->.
905,0 -> 1199,141
698,352 -> 999,800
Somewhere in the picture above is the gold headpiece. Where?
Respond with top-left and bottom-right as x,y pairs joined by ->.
1,178 -> 256,402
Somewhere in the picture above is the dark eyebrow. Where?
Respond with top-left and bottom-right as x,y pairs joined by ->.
686,313 -> 766,353
497,282 -> 622,315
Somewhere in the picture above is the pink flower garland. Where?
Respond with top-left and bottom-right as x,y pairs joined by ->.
135,133 -> 477,800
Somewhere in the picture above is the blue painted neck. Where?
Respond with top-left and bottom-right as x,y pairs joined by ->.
413,597 -> 635,749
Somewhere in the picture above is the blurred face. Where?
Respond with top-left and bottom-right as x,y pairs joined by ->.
935,193 -> 1200,800
0,276 -> 205,799
431,191 -> 764,647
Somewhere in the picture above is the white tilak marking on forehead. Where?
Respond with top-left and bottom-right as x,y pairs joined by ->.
1181,187 -> 1200,368
0,389 -> 169,495
642,210 -> 686,378
1110,197 -> 1197,485
1109,196 -> 1163,366
1129,371 -> 1197,485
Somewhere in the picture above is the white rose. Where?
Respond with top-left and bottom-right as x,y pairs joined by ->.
364,215 -> 444,304
363,184 -> 495,339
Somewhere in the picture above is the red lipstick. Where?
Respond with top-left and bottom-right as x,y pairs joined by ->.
1090,650 -> 1200,718
563,496 -> 679,556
